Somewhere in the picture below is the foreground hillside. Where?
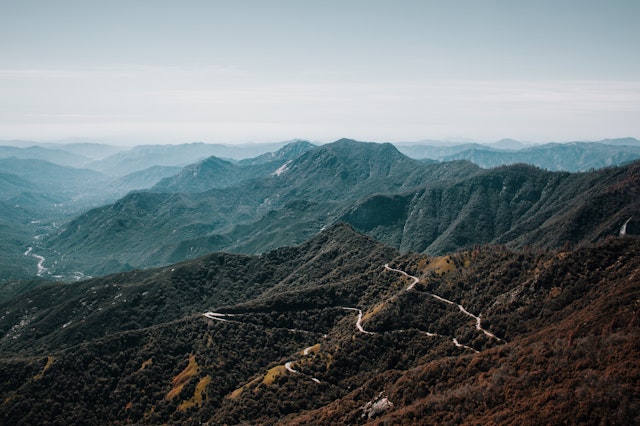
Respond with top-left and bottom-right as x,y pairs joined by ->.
1,224 -> 638,424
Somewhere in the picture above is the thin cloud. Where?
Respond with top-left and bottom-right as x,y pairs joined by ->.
1,65 -> 638,143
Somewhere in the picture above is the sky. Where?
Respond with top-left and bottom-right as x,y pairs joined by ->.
1,0 -> 639,145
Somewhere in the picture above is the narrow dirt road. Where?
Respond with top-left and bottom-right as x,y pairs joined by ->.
24,247 -> 48,276
384,264 -> 419,290
342,307 -> 375,334
384,264 -> 505,343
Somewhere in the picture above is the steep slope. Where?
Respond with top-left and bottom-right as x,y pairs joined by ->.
275,139 -> 442,199
0,224 -> 397,354
42,141 -> 640,278
0,143 -> 320,281
343,161 -> 640,254
151,156 -> 240,193
0,159 -> 115,282
0,158 -> 115,220
0,158 -> 109,196
108,165 -> 183,195
237,140 -> 316,166
284,237 -> 640,425
87,143 -> 236,176
0,200 -> 37,282
0,172 -> 38,198
1,226 -> 638,424
43,140 -> 479,276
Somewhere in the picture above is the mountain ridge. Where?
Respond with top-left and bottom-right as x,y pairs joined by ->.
41,140 -> 480,276
4,138 -> 640,284
151,140 -> 317,193
42,144 -> 639,278
396,138 -> 640,172
343,161 -> 640,254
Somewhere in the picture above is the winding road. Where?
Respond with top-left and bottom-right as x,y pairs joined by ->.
202,312 -> 238,321
24,247 -> 48,276
201,260 -> 508,390
620,216 -> 632,236
452,337 -> 480,354
285,360 -> 321,384
341,307 -> 375,334
384,264 -> 505,343
384,264 -> 419,290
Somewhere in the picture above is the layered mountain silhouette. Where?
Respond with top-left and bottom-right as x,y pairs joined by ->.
2,137 -> 639,285
0,145 -> 91,167
40,140 -> 480,276
1,136 -> 640,424
86,140 -> 309,176
151,140 -> 316,193
396,137 -> 640,171
41,140 -> 639,278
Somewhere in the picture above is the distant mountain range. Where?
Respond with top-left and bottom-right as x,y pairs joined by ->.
0,145 -> 92,167
151,141 -> 316,193
3,137 -> 639,174
1,137 -> 639,281
40,140 -> 481,276
35,139 -> 639,278
86,140 -> 315,176
1,136 -> 639,424
0,139 -> 313,175
394,138 -> 640,171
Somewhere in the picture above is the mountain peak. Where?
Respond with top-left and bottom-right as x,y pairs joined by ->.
322,138 -> 404,158
239,140 -> 316,166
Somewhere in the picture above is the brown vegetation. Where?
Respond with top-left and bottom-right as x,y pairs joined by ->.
1,225 -> 639,424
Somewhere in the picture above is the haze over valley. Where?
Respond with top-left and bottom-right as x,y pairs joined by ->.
2,1 -> 640,424
1,135 -> 640,424
1,137 -> 639,281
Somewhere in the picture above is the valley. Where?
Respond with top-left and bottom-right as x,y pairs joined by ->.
0,138 -> 639,424
4,0 -> 639,422
3,138 -> 635,280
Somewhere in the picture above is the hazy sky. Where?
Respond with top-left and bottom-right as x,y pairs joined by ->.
1,0 -> 639,144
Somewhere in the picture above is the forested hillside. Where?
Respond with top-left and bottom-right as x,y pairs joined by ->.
344,161 -> 640,253
43,141 -> 640,278
1,224 -> 638,424
41,140 -> 479,276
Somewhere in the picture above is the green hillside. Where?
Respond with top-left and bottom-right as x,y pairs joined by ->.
44,141 -> 639,279
43,140 -> 479,276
